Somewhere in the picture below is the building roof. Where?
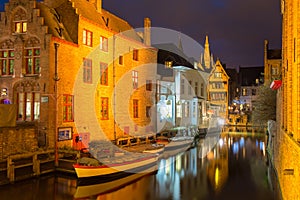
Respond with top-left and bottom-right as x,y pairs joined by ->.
154,43 -> 194,69
239,66 -> 264,86
37,3 -> 74,42
267,49 -> 281,60
39,0 -> 142,43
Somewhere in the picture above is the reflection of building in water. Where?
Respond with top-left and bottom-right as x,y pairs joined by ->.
206,134 -> 229,193
93,132 -> 269,200
222,125 -> 265,133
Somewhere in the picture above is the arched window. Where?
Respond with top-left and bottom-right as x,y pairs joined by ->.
24,37 -> 40,75
14,81 -> 40,121
12,8 -> 27,34
0,40 -> 14,76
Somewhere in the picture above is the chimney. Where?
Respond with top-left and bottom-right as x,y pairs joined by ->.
96,0 -> 102,13
144,18 -> 151,46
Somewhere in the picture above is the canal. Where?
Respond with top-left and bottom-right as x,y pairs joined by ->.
0,131 -> 282,200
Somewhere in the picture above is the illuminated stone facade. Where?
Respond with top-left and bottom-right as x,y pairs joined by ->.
273,1 -> 300,199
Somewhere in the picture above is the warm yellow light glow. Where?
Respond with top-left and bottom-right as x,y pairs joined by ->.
215,167 -> 219,188
176,155 -> 181,171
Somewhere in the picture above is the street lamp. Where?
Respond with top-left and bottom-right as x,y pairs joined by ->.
54,43 -> 60,167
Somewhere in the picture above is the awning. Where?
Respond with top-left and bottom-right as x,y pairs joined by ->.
270,80 -> 282,90
0,104 -> 17,127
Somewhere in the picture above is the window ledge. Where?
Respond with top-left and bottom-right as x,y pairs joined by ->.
0,75 -> 14,78
23,74 -> 40,77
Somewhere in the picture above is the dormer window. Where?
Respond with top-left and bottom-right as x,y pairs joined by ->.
13,8 -> 27,34
165,61 -> 173,68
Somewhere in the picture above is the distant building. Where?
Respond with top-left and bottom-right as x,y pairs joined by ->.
263,40 -> 282,86
155,41 -> 208,134
224,67 -> 239,108
207,59 -> 229,119
238,66 -> 264,113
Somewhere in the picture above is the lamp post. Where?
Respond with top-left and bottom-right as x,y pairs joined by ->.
54,43 -> 60,167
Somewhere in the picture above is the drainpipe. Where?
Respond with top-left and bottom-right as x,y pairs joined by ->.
113,35 -> 116,143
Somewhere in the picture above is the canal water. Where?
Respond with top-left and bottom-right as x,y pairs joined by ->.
0,131 -> 281,200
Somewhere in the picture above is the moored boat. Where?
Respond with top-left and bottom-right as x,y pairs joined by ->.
74,151 -> 158,186
156,135 -> 194,158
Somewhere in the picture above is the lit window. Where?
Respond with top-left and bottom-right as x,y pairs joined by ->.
0,49 -> 14,76
133,99 -> 138,118
101,97 -> 109,120
83,58 -> 92,83
133,49 -> 138,61
165,61 -> 173,68
23,37 -> 40,75
146,80 -> 152,91
132,70 -> 138,89
13,8 -> 27,34
214,72 -> 222,78
63,94 -> 74,122
100,36 -> 108,52
17,92 -> 40,121
24,47 -> 40,75
83,29 -> 93,46
242,88 -> 247,96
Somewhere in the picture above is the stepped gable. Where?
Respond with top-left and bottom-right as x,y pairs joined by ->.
37,2 -> 74,42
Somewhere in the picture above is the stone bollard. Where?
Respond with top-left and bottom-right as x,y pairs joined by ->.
33,154 -> 40,176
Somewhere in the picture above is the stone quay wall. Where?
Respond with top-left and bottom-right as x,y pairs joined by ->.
274,128 -> 300,200
0,126 -> 38,160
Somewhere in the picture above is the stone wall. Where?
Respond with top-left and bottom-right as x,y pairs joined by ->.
0,126 -> 38,160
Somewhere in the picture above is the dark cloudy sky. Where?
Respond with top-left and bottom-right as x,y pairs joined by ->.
0,0 -> 282,68
103,0 -> 282,68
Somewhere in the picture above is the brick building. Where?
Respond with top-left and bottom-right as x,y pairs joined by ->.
0,0 -> 157,157
272,0 -> 300,199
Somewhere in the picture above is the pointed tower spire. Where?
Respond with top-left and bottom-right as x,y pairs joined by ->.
204,35 -> 211,69
178,33 -> 183,52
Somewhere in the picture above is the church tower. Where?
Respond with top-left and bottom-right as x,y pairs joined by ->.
204,35 -> 211,69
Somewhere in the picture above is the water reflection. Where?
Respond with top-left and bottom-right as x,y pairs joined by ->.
0,175 -> 77,200
0,131 -> 281,200
95,132 -> 278,200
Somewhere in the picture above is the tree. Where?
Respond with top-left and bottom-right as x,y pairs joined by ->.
251,85 -> 276,126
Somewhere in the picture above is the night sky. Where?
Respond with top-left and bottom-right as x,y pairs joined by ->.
0,0 -> 282,68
